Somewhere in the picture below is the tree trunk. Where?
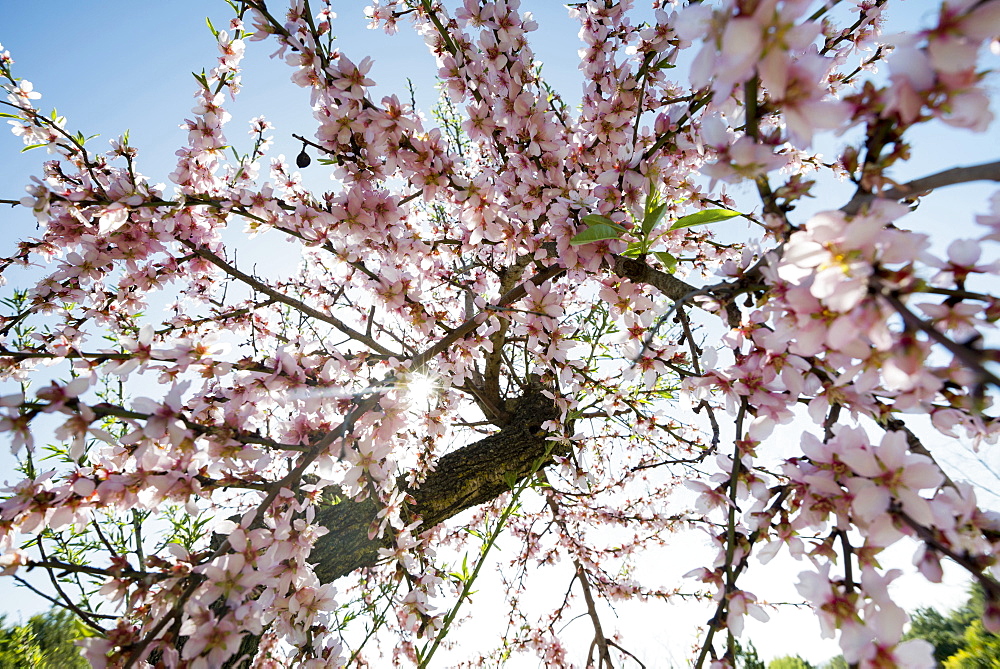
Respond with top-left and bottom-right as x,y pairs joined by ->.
311,390 -> 561,582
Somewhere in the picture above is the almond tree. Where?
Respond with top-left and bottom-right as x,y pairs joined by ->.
2,1 -> 1000,667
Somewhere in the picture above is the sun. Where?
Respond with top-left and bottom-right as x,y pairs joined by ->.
404,373 -> 438,405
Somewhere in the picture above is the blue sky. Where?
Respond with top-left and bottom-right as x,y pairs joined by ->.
1,1 -> 999,664
0,1 -> 597,207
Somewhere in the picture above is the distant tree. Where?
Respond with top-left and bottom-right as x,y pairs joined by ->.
905,603 -> 975,664
943,619 -> 1000,668
821,656 -> 848,669
734,639 -> 766,669
0,607 -> 89,669
903,583 -> 1000,666
768,656 -> 814,669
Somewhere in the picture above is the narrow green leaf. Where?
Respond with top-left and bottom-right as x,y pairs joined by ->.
581,213 -> 626,232
622,242 -> 646,258
654,251 -> 677,273
0,112 -> 23,119
570,223 -> 623,245
643,182 -> 662,215
641,202 -> 668,237
582,213 -> 611,226
205,16 -> 218,37
670,208 -> 741,230
20,143 -> 45,152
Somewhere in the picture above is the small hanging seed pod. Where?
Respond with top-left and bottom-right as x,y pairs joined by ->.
296,143 -> 311,168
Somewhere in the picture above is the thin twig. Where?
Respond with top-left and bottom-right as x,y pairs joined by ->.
181,240 -> 398,357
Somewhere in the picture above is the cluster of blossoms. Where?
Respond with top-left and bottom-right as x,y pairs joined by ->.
1,0 -> 1000,667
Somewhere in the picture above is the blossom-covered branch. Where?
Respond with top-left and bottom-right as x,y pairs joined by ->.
1,1 -> 1000,667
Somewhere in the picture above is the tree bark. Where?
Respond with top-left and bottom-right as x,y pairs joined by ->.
311,390 -> 561,582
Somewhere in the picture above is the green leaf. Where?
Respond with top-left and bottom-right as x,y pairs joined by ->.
570,223 -> 623,246
205,16 -> 218,37
643,181 -> 662,214
20,143 -> 45,153
654,251 -> 677,273
0,113 -> 23,119
670,208 -> 741,230
622,242 -> 646,258
73,132 -> 98,146
641,202 -> 668,237
581,213 -> 626,232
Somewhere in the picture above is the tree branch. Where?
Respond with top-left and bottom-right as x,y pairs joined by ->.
181,240 -> 399,358
311,390 -> 560,582
842,160 -> 1000,215
610,255 -> 742,328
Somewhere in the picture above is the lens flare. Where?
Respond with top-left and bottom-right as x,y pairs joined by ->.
405,373 -> 438,405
